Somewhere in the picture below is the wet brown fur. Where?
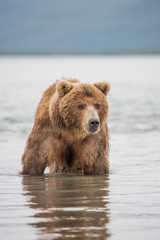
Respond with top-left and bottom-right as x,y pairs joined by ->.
21,78 -> 110,175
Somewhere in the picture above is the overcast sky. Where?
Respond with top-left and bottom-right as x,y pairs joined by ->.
0,0 -> 160,54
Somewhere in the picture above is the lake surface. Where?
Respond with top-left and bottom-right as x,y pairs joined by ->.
0,55 -> 160,240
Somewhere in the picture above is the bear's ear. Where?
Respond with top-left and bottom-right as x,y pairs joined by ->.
57,80 -> 73,97
94,82 -> 110,96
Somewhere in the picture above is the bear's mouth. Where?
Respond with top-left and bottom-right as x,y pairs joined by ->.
84,127 -> 100,134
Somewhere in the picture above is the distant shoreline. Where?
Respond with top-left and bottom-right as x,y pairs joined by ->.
0,49 -> 160,56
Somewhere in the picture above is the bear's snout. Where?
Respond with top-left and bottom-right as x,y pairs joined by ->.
89,118 -> 100,133
84,106 -> 100,134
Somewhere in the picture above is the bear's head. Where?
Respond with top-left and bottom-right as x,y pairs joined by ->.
51,79 -> 110,136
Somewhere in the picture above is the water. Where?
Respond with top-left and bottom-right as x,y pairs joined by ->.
0,55 -> 160,240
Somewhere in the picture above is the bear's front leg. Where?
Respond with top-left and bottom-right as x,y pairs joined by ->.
71,149 -> 108,175
21,146 -> 48,175
71,135 -> 109,175
48,138 -> 71,173
21,133 -> 50,175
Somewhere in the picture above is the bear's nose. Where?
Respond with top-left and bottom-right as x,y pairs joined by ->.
89,118 -> 100,131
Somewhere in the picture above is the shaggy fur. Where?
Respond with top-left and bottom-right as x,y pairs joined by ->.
21,78 -> 110,175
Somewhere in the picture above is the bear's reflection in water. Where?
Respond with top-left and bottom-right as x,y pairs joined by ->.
22,174 -> 110,239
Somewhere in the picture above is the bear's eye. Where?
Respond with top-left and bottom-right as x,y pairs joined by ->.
95,104 -> 101,109
78,104 -> 85,110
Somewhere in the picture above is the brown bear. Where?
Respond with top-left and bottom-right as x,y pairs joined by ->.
21,78 -> 110,175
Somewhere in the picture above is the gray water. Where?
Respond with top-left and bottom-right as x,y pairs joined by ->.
0,56 -> 160,240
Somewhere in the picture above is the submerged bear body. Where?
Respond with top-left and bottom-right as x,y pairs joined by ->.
21,78 -> 110,175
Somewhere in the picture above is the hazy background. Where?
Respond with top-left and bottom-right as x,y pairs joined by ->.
0,0 -> 160,54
